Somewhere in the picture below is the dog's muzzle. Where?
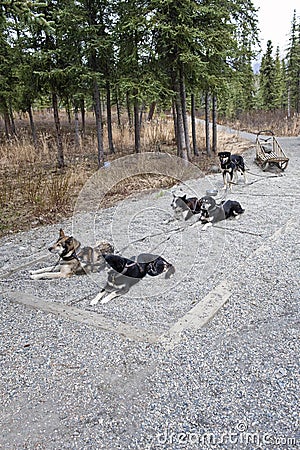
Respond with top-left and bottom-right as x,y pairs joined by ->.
201,204 -> 210,211
48,245 -> 64,256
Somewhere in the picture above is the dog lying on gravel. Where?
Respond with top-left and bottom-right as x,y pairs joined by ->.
30,229 -> 114,279
90,253 -> 175,305
218,151 -> 247,190
199,196 -> 245,230
171,192 -> 203,221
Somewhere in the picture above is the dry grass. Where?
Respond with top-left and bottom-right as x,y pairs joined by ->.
0,110 -> 266,237
222,110 -> 300,136
0,165 -> 90,235
98,173 -> 178,209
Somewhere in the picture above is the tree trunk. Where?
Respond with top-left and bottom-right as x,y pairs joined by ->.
0,97 -> 11,140
3,108 -> 11,140
287,85 -> 291,119
191,93 -> 199,156
106,80 -> 115,154
205,91 -> 211,156
66,99 -> 71,124
133,89 -> 140,153
174,83 -> 187,160
74,105 -> 80,149
212,94 -> 217,153
28,105 -> 38,148
297,74 -> 300,113
171,99 -> 179,152
179,65 -> 190,159
9,104 -> 16,136
80,98 -> 86,136
172,100 -> 177,136
52,92 -> 64,168
93,79 -> 104,168
139,102 -> 145,127
147,102 -> 156,121
126,91 -> 132,128
116,89 -> 121,128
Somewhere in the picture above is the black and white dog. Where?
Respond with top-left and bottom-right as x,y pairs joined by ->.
218,151 -> 247,190
171,192 -> 203,221
90,253 -> 175,305
199,195 -> 245,230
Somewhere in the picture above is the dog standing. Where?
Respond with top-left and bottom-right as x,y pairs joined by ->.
30,229 -> 114,279
218,151 -> 247,190
90,253 -> 175,305
199,195 -> 245,230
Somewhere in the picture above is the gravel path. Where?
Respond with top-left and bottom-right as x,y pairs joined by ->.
0,135 -> 299,449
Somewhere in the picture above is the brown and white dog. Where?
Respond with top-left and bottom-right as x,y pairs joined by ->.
30,229 -> 114,279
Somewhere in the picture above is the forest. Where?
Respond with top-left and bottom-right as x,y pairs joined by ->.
0,0 -> 299,235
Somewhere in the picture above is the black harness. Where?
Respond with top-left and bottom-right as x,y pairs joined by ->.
221,160 -> 235,172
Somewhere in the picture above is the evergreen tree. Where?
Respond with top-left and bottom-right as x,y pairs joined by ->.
0,0 -> 261,159
0,13 -> 15,137
286,10 -> 300,113
273,47 -> 285,109
259,40 -> 276,110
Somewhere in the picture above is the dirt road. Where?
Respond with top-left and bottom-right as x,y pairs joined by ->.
0,134 -> 299,449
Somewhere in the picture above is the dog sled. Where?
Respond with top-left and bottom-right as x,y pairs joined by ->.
255,130 -> 289,171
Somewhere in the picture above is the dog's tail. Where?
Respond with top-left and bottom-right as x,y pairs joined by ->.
235,157 -> 245,173
238,161 -> 245,173
95,241 -> 114,255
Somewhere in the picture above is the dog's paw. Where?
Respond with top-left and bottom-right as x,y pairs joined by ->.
90,297 -> 99,306
30,274 -> 39,280
202,223 -> 212,231
190,220 -> 200,228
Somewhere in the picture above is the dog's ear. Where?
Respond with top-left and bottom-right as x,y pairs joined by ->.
65,236 -> 80,250
59,228 -> 65,238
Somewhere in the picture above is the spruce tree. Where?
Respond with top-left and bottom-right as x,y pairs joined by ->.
286,10 -> 300,113
273,47 -> 285,109
259,40 -> 276,110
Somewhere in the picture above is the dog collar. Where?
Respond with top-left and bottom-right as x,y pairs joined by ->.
202,205 -> 217,213
62,250 -> 79,261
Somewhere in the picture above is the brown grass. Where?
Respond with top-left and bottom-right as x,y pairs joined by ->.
1,109 -> 286,237
221,110 -> 300,136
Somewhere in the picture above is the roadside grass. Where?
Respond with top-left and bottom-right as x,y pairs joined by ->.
222,109 -> 300,136
1,109 -> 296,237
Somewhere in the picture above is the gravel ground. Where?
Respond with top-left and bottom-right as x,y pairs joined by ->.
0,135 -> 299,449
